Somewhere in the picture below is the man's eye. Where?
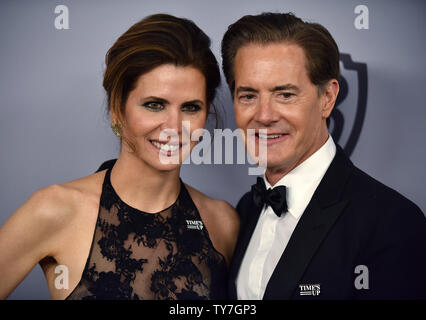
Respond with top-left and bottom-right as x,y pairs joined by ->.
143,102 -> 164,111
182,104 -> 201,112
280,92 -> 294,99
239,94 -> 256,101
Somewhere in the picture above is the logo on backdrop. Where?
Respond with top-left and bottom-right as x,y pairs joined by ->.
329,53 -> 368,157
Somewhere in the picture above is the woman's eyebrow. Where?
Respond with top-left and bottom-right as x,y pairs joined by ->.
141,96 -> 170,104
183,99 -> 205,106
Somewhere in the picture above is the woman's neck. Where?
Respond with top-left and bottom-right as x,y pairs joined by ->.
109,151 -> 181,213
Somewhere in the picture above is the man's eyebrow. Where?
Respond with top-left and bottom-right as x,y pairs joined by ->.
235,87 -> 259,94
270,84 -> 300,93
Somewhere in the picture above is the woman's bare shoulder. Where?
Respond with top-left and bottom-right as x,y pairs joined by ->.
184,184 -> 238,223
184,184 -> 240,263
0,171 -> 107,298
22,170 -> 106,228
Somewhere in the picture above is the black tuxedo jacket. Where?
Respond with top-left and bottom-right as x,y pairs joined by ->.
229,146 -> 426,299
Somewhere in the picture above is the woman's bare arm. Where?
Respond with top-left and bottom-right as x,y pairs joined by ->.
0,185 -> 69,299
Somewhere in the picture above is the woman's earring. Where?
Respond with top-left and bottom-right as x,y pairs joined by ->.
111,123 -> 122,137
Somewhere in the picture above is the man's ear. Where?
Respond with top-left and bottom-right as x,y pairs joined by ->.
321,79 -> 340,118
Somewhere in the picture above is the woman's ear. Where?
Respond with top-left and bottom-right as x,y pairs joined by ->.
110,110 -> 124,137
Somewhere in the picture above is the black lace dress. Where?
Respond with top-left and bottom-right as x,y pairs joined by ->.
66,168 -> 227,300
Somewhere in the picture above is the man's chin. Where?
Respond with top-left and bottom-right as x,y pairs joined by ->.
264,158 -> 295,174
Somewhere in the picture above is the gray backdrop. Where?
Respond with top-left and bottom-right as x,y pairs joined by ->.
1,0 -> 425,299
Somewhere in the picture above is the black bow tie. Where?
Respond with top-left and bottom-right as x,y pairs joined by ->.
251,177 -> 288,217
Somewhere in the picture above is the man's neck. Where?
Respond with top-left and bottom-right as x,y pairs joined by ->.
265,164 -> 296,187
265,134 -> 330,187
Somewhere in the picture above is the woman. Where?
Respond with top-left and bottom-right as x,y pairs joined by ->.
0,14 -> 239,300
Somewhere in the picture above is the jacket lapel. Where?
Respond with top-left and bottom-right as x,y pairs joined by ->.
263,146 -> 353,299
263,198 -> 349,299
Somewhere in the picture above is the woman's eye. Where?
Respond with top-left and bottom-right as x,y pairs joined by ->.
143,102 -> 164,111
182,104 -> 201,112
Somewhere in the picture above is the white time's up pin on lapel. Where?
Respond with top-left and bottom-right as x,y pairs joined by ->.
299,284 -> 321,296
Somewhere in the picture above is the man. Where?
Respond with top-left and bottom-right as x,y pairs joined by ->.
221,12 -> 426,299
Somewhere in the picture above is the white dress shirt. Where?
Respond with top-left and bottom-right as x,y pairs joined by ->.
236,135 -> 337,300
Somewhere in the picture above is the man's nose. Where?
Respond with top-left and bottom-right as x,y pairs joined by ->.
253,95 -> 279,126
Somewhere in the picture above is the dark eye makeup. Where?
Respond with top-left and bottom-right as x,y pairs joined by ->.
181,103 -> 202,112
141,100 -> 202,113
142,101 -> 165,111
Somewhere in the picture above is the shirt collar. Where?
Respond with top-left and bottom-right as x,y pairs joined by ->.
264,135 -> 336,219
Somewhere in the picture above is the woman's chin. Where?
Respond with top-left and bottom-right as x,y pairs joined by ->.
146,154 -> 188,172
